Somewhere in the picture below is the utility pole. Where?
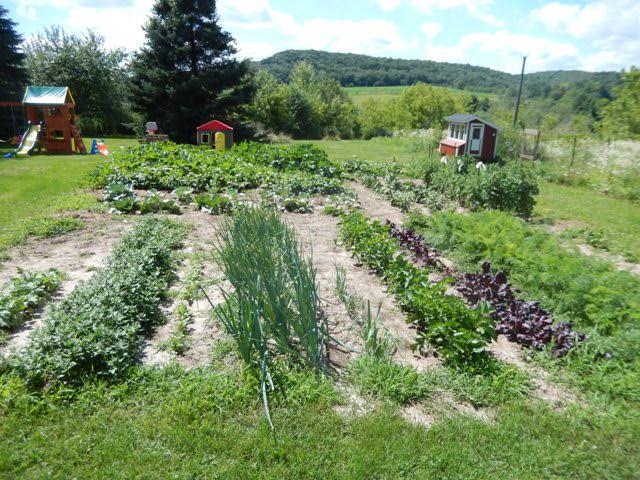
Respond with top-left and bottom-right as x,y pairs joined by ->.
513,56 -> 527,127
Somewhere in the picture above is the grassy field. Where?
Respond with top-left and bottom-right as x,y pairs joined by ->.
346,85 -> 499,106
0,138 -> 137,255
2,366 -> 638,479
535,182 -> 640,262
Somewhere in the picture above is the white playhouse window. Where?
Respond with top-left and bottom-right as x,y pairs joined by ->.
448,123 -> 467,141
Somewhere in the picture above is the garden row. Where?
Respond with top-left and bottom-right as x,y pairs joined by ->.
406,210 -> 640,403
2,218 -> 185,386
95,142 -> 346,215
0,269 -> 63,344
344,156 -> 539,217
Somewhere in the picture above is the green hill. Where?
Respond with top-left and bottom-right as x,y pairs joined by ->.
257,50 -> 620,95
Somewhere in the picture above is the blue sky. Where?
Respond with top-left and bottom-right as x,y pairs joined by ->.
5,0 -> 639,73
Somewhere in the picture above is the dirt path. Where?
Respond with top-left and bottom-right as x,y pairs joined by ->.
141,211 -> 226,369
285,212 -> 441,372
0,213 -> 131,356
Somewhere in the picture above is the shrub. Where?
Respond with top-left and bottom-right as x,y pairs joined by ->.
423,157 -> 539,217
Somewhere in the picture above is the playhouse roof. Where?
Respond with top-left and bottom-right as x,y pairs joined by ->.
197,120 -> 233,132
444,113 -> 500,131
23,86 -> 75,106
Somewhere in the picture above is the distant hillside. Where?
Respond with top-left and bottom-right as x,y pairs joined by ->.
257,50 -> 620,95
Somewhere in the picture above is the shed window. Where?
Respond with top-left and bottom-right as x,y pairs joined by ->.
201,133 -> 210,144
449,123 -> 467,141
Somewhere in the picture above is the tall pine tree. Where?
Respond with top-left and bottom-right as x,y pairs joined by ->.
0,6 -> 28,101
130,0 -> 253,142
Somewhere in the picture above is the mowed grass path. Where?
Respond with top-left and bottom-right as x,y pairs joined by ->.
0,138 -> 137,253
534,181 -> 640,261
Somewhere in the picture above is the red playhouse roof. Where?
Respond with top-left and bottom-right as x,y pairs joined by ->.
197,120 -> 233,132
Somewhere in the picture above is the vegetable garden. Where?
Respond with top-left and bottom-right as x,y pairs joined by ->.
1,140 -> 638,478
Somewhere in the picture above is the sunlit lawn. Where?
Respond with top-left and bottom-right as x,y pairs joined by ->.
0,137 -> 137,254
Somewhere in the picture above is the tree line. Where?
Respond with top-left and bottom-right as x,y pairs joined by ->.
1,3 -> 638,141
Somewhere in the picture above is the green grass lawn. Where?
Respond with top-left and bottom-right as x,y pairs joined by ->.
2,365 -> 638,479
0,137 -> 137,255
534,181 -> 640,262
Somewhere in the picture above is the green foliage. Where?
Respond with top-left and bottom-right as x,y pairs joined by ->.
93,142 -> 340,193
130,0 -> 253,142
348,355 -> 434,404
423,157 -> 539,217
160,303 -> 193,356
339,211 -> 496,367
439,360 -> 532,407
9,217 -> 185,386
213,207 -> 328,427
408,210 -> 640,334
0,6 -> 27,103
194,193 -> 234,215
0,269 -> 63,331
23,216 -> 84,239
249,63 -> 359,139
601,67 -> 640,139
104,183 -> 180,214
395,83 -> 458,130
24,27 -> 130,134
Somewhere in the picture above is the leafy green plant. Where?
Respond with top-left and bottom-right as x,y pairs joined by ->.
335,266 -> 396,358
194,193 -> 234,215
408,210 -> 640,334
24,217 -> 85,239
160,303 -> 193,356
0,269 -> 63,331
11,217 -> 185,386
339,212 -> 496,367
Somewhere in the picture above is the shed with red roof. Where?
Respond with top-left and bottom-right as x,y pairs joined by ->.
196,120 -> 233,150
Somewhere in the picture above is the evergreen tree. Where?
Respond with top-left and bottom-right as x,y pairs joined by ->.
130,0 -> 253,142
0,6 -> 28,101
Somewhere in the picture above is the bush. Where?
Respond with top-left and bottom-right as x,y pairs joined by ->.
10,217 -> 185,386
423,157 -> 539,217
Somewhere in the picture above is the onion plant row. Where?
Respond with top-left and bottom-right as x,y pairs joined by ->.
5,217 -> 185,387
213,207 -> 329,427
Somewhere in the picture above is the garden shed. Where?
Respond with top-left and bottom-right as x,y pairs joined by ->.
196,120 -> 233,150
439,114 -> 499,162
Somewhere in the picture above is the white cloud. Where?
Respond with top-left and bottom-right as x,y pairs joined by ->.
421,22 -> 443,39
377,0 -> 503,27
219,0 -> 412,58
530,0 -> 640,70
424,30 -> 580,73
372,0 -> 402,12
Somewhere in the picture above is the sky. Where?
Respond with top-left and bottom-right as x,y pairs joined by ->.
4,0 -> 639,74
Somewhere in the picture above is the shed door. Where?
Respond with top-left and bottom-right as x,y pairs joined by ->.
469,124 -> 484,155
